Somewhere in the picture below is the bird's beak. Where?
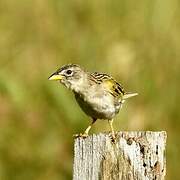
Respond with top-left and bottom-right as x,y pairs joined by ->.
48,73 -> 63,81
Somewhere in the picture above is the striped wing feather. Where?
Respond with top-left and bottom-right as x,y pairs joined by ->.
90,72 -> 125,99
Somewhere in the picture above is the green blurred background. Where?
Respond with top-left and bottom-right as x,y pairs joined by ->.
0,0 -> 179,179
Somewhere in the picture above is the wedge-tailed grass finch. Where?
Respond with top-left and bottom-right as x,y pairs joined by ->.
49,64 -> 137,139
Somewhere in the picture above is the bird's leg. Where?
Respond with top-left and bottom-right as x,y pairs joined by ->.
74,118 -> 97,138
108,119 -> 116,141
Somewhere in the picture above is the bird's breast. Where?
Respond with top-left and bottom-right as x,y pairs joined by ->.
74,91 -> 120,120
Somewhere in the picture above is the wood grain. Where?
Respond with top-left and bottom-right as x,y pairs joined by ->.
73,131 -> 166,180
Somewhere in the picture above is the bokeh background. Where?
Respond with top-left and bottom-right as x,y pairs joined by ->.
0,0 -> 179,179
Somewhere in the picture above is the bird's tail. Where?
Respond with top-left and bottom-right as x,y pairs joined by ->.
123,92 -> 138,100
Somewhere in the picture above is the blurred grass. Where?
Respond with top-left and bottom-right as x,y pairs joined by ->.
0,0 -> 179,179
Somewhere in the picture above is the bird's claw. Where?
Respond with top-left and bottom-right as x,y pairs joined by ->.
73,133 -> 89,139
109,132 -> 117,143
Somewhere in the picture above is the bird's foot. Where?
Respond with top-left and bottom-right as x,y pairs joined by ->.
109,132 -> 117,143
73,133 -> 89,139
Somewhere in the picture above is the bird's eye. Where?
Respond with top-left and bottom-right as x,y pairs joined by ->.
66,69 -> 72,75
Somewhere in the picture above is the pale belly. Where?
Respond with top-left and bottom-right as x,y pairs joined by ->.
74,92 -> 121,120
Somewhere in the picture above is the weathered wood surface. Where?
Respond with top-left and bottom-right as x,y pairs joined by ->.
73,131 -> 167,180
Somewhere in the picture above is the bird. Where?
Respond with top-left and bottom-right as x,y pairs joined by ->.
48,64 -> 138,140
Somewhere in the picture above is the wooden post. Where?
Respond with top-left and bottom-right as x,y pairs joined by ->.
73,131 -> 167,180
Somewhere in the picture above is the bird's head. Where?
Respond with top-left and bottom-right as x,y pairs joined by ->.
48,64 -> 88,92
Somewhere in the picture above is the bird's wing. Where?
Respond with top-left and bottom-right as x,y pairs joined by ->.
90,72 -> 125,99
103,78 -> 125,98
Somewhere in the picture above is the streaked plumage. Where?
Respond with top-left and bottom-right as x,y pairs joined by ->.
49,64 -> 138,140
